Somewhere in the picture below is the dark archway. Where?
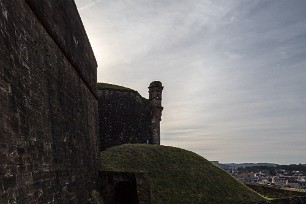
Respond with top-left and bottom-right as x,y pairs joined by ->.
114,180 -> 139,204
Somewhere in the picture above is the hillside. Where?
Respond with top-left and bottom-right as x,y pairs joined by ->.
100,144 -> 265,204
247,184 -> 306,199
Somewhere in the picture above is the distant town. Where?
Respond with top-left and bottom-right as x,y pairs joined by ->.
213,162 -> 306,190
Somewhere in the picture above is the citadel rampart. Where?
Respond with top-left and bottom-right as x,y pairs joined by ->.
97,82 -> 163,150
0,0 -> 99,203
2,2 -> 302,204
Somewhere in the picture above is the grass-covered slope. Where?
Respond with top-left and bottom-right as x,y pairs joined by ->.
100,144 -> 265,204
247,184 -> 306,199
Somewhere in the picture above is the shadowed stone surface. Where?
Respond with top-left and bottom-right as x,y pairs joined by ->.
97,81 -> 163,150
99,171 -> 151,204
0,0 -> 98,203
97,88 -> 152,150
25,0 -> 98,94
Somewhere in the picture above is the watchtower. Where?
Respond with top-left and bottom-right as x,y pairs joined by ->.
148,81 -> 164,144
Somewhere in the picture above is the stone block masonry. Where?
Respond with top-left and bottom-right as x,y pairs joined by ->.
97,86 -> 152,150
148,81 -> 163,145
97,81 -> 163,150
0,0 -> 99,203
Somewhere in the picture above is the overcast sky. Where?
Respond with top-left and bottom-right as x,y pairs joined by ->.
75,0 -> 306,164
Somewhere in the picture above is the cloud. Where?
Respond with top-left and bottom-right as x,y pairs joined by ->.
75,0 -> 306,164
77,0 -> 103,11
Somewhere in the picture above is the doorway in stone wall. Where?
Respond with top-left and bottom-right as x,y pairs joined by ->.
114,180 -> 139,204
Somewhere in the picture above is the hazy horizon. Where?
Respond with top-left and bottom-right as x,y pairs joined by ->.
75,0 -> 306,164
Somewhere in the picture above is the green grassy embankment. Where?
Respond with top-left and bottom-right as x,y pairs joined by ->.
100,144 -> 265,204
247,184 -> 306,199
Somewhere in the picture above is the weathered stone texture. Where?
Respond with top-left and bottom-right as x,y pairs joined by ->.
0,0 -> 98,203
148,81 -> 163,145
25,0 -> 98,94
97,89 -> 152,150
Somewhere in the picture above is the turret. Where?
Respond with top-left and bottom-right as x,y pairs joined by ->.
148,81 -> 163,144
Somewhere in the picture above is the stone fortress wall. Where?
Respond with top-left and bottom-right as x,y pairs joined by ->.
97,84 -> 152,150
0,0 -> 163,202
0,0 -> 99,203
97,81 -> 163,150
1,1 -> 304,204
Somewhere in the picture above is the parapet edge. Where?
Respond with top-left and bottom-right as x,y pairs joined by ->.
25,0 -> 98,95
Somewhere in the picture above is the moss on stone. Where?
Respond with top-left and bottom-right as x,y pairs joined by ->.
97,82 -> 135,92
